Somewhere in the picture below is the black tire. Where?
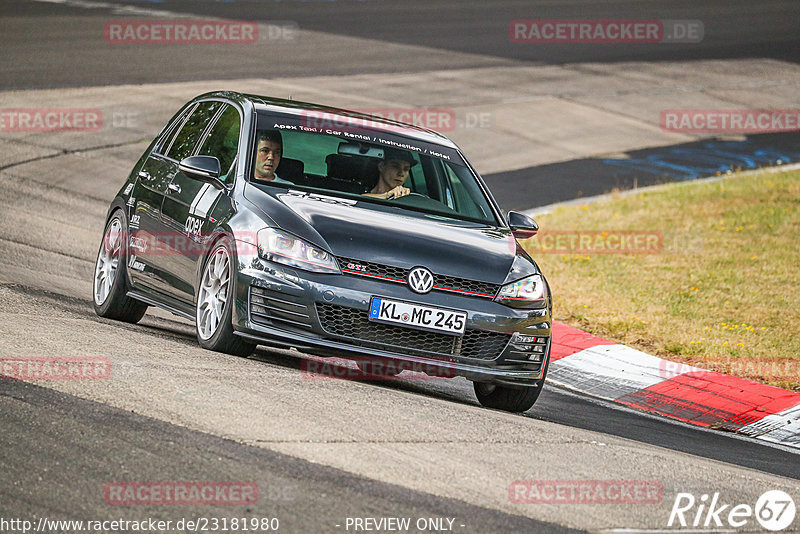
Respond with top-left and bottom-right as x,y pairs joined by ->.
196,236 -> 255,357
473,381 -> 544,413
475,345 -> 551,412
92,210 -> 148,323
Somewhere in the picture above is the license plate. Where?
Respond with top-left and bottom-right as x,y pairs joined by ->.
368,297 -> 467,336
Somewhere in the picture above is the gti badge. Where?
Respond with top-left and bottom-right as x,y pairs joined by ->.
408,266 -> 434,294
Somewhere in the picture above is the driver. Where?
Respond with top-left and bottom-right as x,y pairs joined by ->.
253,130 -> 292,184
363,148 -> 416,199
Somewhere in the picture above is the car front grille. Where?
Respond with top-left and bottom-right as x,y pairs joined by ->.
335,256 -> 500,299
250,286 -> 313,330
316,303 -> 510,360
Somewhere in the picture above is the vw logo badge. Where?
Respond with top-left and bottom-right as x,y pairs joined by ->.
408,266 -> 434,294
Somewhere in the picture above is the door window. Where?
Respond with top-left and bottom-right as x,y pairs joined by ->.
198,105 -> 241,184
166,101 -> 224,162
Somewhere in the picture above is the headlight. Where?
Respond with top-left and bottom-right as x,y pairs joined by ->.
257,228 -> 340,274
495,274 -> 547,308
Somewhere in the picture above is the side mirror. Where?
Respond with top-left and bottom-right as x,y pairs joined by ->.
179,155 -> 222,185
507,211 -> 538,239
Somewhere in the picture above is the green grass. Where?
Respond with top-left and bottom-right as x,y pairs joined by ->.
520,168 -> 800,391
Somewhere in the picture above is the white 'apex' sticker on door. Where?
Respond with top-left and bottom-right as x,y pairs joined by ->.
189,183 -> 221,218
185,216 -> 203,236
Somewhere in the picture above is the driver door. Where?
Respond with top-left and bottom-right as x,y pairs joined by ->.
159,103 -> 242,304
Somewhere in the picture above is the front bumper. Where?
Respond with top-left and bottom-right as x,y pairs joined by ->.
232,254 -> 552,387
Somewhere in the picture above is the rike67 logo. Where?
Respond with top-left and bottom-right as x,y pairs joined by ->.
668,490 -> 796,531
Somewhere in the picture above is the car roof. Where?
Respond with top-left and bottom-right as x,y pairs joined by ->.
196,91 -> 459,149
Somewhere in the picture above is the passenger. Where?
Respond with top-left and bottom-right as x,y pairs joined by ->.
363,148 -> 416,199
253,130 -> 292,184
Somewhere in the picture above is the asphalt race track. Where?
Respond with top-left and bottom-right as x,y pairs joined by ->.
3,0 -> 800,89
2,1 -> 800,533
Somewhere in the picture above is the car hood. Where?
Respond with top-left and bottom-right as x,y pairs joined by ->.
244,186 -> 534,284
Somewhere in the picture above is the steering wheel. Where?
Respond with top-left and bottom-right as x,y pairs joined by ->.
390,191 -> 459,215
391,192 -> 427,200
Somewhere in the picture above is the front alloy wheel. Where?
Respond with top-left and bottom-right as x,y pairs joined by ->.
196,237 -> 255,357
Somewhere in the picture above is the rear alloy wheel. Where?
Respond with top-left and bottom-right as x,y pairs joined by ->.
196,237 -> 255,357
93,211 -> 148,322
473,382 -> 543,413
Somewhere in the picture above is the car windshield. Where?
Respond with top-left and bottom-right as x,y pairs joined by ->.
251,112 -> 500,226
